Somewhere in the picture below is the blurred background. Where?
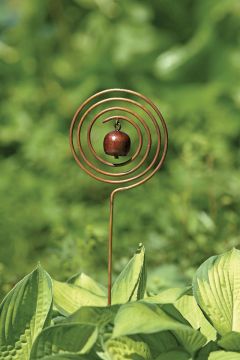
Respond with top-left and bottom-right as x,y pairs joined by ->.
0,0 -> 240,298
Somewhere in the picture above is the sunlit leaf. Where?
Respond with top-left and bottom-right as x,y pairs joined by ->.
145,287 -> 187,304
65,305 -> 118,328
105,337 -> 151,360
40,355 -> 90,360
67,273 -> 107,297
175,293 -> 216,341
0,265 -> 52,360
113,301 -> 187,337
193,249 -> 240,335
113,300 -> 206,354
53,280 -> 107,315
111,243 -> 146,305
209,350 -> 240,360
30,323 -> 98,359
173,327 -> 206,355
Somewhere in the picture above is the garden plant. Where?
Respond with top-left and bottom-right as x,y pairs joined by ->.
0,1 -> 239,359
1,244 -> 240,360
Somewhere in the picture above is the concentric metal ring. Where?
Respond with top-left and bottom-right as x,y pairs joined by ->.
69,88 -> 168,190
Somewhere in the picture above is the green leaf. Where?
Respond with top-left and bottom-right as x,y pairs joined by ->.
172,327 -> 206,355
145,287 -> 187,304
144,289 -> 216,354
145,287 -> 216,342
209,351 -> 240,359
30,323 -> 98,359
65,305 -> 118,328
218,332 -> 240,352
113,301 -> 206,354
138,331 -> 179,358
195,341 -> 219,360
67,273 -> 107,297
175,293 -> 216,341
113,301 -> 190,337
41,356 -> 91,360
154,350 -> 191,360
0,265 -> 52,360
105,337 -> 151,360
111,243 -> 146,305
53,280 -> 107,315
193,248 -> 240,335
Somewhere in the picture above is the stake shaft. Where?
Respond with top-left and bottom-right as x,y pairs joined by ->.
108,192 -> 115,305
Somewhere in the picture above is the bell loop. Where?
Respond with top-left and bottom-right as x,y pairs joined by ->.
115,119 -> 121,131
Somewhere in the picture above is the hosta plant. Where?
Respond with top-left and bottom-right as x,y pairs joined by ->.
1,243 -> 240,359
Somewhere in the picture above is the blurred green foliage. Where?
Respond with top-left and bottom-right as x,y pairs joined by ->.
0,0 -> 240,298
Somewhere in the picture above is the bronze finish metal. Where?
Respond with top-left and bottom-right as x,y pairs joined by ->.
69,88 -> 168,305
103,130 -> 131,158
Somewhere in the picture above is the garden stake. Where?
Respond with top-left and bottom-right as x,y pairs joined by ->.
69,89 -> 168,305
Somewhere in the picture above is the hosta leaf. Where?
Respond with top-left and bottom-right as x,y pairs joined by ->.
144,289 -> 215,354
67,273 -> 107,297
53,280 -> 107,315
30,323 -> 97,359
209,351 -> 240,359
145,287 -> 187,304
146,288 -> 216,342
65,305 -> 118,328
218,332 -> 240,352
111,243 -> 146,305
193,248 -> 240,335
113,301 -> 190,337
155,350 -> 191,360
173,327 -> 206,355
195,341 -> 219,360
105,337 -> 151,360
41,356 -> 90,360
0,265 -> 52,360
175,293 -> 216,341
113,301 -> 206,354
138,331 -> 179,358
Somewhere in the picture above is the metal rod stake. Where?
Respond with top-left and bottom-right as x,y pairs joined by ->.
108,191 -> 115,305
69,89 -> 168,307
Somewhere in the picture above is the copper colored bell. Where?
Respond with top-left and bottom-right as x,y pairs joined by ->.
103,130 -> 131,158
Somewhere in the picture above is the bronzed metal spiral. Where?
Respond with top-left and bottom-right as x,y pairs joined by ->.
69,88 -> 168,305
70,88 -> 168,189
